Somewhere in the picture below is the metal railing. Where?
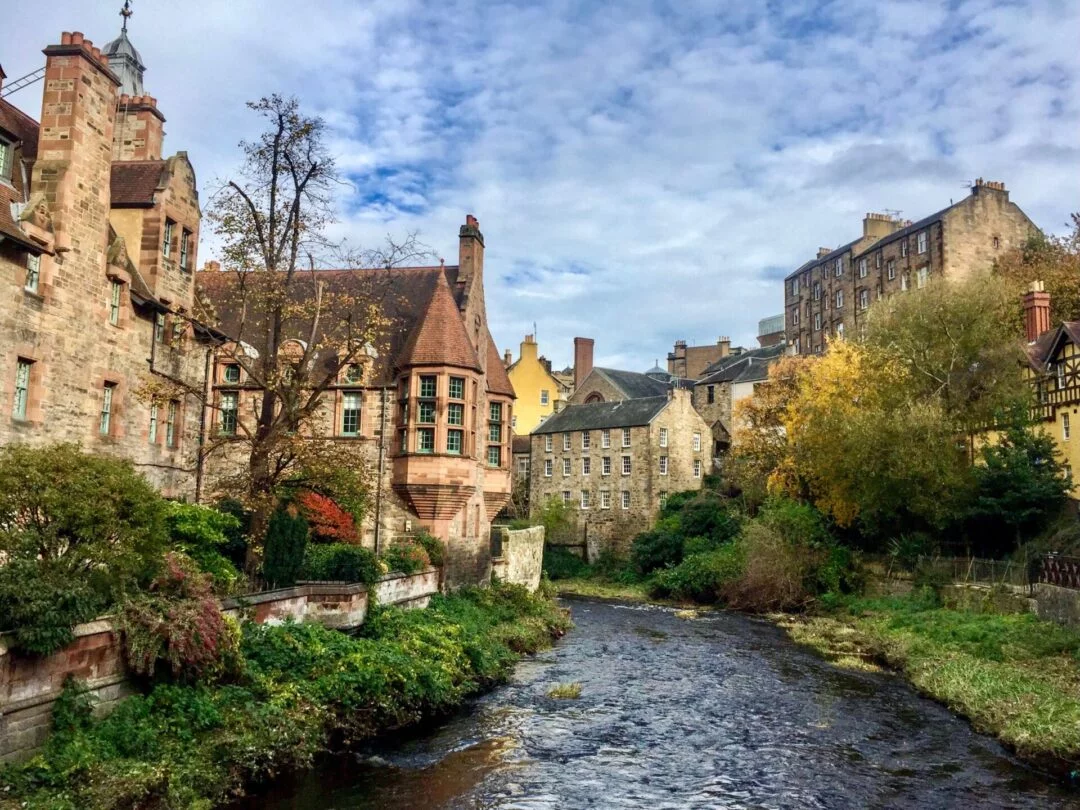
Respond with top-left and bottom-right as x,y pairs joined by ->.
1040,554 -> 1080,590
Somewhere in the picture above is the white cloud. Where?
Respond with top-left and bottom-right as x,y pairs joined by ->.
4,0 -> 1078,370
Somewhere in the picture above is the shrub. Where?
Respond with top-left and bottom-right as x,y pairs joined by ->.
678,493 -> 742,544
658,490 -> 699,519
0,559 -> 102,654
649,544 -> 744,602
888,531 -> 937,571
295,491 -> 359,544
381,539 -> 431,574
757,496 -> 832,547
414,531 -> 446,567
541,546 -> 590,580
723,522 -> 813,612
165,502 -> 242,594
262,508 -> 309,588
119,553 -> 241,681
631,523 -> 684,575
533,497 -> 578,545
301,543 -> 380,584
214,498 -> 251,567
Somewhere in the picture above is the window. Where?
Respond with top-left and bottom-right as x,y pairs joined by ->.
448,402 -> 464,426
694,459 -> 702,478
601,429 -> 611,448
901,273 -> 909,292
399,429 -> 408,453
900,239 -> 908,258
621,491 -> 631,509
659,427 -> 668,447
220,391 -> 238,435
488,423 -> 501,443
418,427 -> 435,453
100,383 -> 116,435
602,456 -> 611,475
993,236 -> 1001,250
13,359 -> 32,420
449,376 -> 464,399
545,435 -> 553,452
580,490 -> 590,509
834,258 -> 843,277
834,290 -> 843,309
223,363 -> 241,384
562,491 -> 572,505
917,230 -> 929,254
659,492 -> 668,509
659,456 -> 668,475
180,228 -> 192,270
836,322 -> 845,340
622,428 -> 631,447
814,313 -> 822,331
148,402 -> 158,443
707,385 -> 715,404
812,282 -> 821,300
792,308 -> 800,326
563,433 -> 571,450
601,490 -> 611,510
25,254 -> 40,293
1064,413 -> 1071,441
166,400 -> 178,446
419,375 -> 437,398
487,445 -> 501,467
163,219 -> 175,258
419,401 -> 436,424
344,363 -> 363,384
916,267 -> 929,289
622,455 -> 631,475
886,259 -> 895,278
489,401 -> 502,423
791,277 -> 799,296
518,457 -> 529,475
544,458 -> 553,476
342,392 -> 361,436
858,258 -> 867,278
693,432 -> 701,452
0,137 -> 12,180
582,431 -> 591,449
1057,362 -> 1066,390
582,457 -> 591,475
540,389 -> 549,406
109,281 -> 122,325
563,458 -> 571,476
794,338 -> 801,354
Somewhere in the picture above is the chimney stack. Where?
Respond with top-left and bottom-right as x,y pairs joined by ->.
817,247 -> 832,259
457,213 -> 484,288
1023,281 -> 1051,343
719,336 -> 731,358
573,337 -> 594,389
503,349 -> 512,368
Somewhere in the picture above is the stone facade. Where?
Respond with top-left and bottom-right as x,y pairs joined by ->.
784,181 -> 1038,354
490,525 -> 545,591
667,337 -> 734,379
529,389 -> 710,560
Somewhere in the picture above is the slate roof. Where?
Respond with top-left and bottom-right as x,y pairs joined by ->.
594,367 -> 669,398
1027,322 -> 1080,371
784,238 -> 862,281
512,435 -> 531,455
697,344 -> 786,386
532,396 -> 669,434
111,160 -> 167,207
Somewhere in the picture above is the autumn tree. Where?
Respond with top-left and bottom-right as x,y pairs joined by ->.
202,95 -> 429,574
993,213 -> 1080,325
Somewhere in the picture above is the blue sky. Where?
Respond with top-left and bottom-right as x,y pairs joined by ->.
6,0 -> 1079,371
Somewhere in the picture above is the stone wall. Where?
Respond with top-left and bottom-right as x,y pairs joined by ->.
1033,583 -> 1080,627
491,526 -> 544,591
0,570 -> 439,763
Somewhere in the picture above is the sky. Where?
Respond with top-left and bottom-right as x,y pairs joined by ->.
5,0 -> 1079,371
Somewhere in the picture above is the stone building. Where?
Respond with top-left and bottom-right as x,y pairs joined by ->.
568,337 -> 692,405
667,337 -> 737,380
784,181 -> 1038,354
0,26 -> 210,498
529,389 -> 710,560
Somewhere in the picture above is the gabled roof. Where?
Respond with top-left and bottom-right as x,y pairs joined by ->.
0,97 -> 39,162
0,98 -> 40,250
784,238 -> 862,281
532,396 -> 669,434
594,367 -> 669,398
512,435 -> 531,455
111,160 -> 167,207
399,272 -> 481,371
1027,322 -> 1080,371
697,344 -> 786,385
485,333 -> 515,396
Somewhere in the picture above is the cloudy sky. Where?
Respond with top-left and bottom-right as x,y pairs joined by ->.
6,1 -> 1079,370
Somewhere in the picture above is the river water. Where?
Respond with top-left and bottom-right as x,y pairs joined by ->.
248,598 -> 1077,809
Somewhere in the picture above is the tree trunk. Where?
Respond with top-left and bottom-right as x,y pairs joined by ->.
244,447 -> 274,579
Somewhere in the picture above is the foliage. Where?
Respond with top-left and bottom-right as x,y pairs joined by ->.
649,543 -> 745,603
380,538 -> 431,574
0,585 -> 570,809
532,497 -> 578,545
993,215 -> 1080,326
541,546 -> 591,580
119,553 -> 242,683
630,518 -> 685,576
547,682 -> 582,699
888,532 -> 938,571
261,507 -> 309,588
301,543 -> 380,584
0,444 -> 167,654
413,531 -> 446,568
295,490 -> 359,544
165,501 -> 242,594
677,492 -> 742,544
214,498 -> 251,568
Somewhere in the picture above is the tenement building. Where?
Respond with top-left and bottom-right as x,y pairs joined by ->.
667,337 -> 738,380
528,389 -> 710,560
784,180 -> 1037,354
0,26 -> 208,497
505,334 -> 569,434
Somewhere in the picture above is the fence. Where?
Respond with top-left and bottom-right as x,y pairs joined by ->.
1040,554 -> 1080,590
867,554 -> 1075,594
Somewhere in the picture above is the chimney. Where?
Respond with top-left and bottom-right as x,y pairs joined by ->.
972,178 -> 1009,201
863,212 -> 900,239
520,335 -> 539,363
1023,281 -> 1051,343
573,337 -> 594,388
817,247 -> 832,259
719,336 -> 731,358
457,213 -> 484,287
503,349 -> 512,368
113,94 -> 166,161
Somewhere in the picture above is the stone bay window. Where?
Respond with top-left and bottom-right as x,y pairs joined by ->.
395,370 -> 482,457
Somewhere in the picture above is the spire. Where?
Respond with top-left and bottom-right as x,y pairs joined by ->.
103,2 -> 145,97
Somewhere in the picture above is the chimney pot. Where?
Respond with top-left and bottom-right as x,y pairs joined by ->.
71,32 -> 84,45
61,32 -> 73,45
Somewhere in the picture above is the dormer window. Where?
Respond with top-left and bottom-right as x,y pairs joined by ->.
0,136 -> 12,182
343,363 -> 363,384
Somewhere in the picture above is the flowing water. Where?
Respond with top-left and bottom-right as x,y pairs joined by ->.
246,598 -> 1078,809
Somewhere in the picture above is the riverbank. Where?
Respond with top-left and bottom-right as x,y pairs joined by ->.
0,584 -> 571,810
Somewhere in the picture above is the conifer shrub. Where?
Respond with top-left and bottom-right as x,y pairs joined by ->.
261,508 -> 309,588
301,543 -> 380,584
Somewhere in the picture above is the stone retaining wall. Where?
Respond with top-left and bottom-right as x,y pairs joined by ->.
0,569 -> 439,763
491,526 -> 544,591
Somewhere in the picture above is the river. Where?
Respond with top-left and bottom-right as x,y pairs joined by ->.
245,598 -> 1077,809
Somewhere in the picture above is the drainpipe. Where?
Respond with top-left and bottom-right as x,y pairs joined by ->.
194,345 -> 213,504
374,386 -> 387,555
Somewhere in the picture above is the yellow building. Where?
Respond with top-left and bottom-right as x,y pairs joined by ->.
506,335 -> 566,435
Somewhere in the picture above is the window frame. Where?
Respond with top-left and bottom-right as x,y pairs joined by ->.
448,376 -> 465,399
580,490 -> 590,510
545,435 -> 553,452
858,258 -> 867,278
659,427 -> 668,447
563,457 -> 571,476
180,228 -> 192,270
165,399 -> 178,447
621,490 -> 631,510
100,382 -> 116,436
108,280 -> 123,326
693,432 -> 701,452
621,455 -> 631,475
417,427 -> 435,453
341,391 -> 362,436
419,374 -> 437,399
0,137 -> 12,181
693,459 -> 702,478
540,389 -> 549,406
601,428 -> 610,448
1064,412 -> 1071,441
13,358 -> 32,420
487,444 -> 501,467
659,455 -> 668,475
621,428 -> 631,448
25,253 -> 41,293
544,458 -> 553,477
602,456 -> 611,476
163,218 -> 175,258
582,457 -> 591,475
219,391 -> 238,435
917,230 -> 929,255
600,490 -> 611,510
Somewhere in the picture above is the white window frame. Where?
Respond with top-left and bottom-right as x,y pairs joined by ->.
813,282 -> 821,301
693,432 -> 701,452
25,254 -> 41,293
858,258 -> 867,278
600,490 -> 611,510
601,429 -> 611,448
659,427 -> 668,447
563,433 -> 571,451
900,239 -> 908,257
540,389 -> 549,406
562,490 -> 571,505
580,490 -> 590,510
622,428 -> 631,447
621,455 -> 631,475
220,391 -> 238,435
166,400 -> 178,447
563,457 -> 571,476
148,402 -> 158,443
581,431 -> 590,449
834,257 -> 843,277
814,313 -> 822,331
693,459 -> 701,478
621,491 -> 631,510
163,218 -> 175,258
916,267 -> 929,289
341,391 -> 362,436
582,457 -> 591,475
602,456 -> 611,476
835,290 -> 843,309
544,459 -> 553,477
100,383 -> 116,435
13,359 -> 32,420
917,230 -> 929,255
793,308 -> 800,326
901,273 -> 909,292
0,137 -> 12,181
545,435 -> 553,452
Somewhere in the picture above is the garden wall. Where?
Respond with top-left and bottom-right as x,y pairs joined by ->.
491,526 -> 544,591
0,569 -> 439,763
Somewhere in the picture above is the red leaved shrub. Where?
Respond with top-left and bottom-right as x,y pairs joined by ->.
296,491 -> 359,544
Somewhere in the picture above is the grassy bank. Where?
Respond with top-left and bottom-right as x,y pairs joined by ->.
0,584 -> 571,810
779,592 -> 1080,779
555,577 -> 649,602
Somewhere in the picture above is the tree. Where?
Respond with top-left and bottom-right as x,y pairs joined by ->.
994,214 -> 1080,326
199,95 -> 429,574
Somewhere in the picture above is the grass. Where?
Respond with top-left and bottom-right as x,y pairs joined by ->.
554,577 -> 649,601
780,592 -> 1080,776
547,682 -> 582,699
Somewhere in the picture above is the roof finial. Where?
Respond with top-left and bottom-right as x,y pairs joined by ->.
120,0 -> 133,33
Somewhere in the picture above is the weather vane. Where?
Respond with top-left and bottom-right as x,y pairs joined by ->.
120,0 -> 134,32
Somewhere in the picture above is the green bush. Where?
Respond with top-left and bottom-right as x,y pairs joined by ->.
541,546 -> 590,580
649,544 -> 745,602
301,543 -> 380,584
888,531 -> 937,571
214,498 -> 251,567
0,560 -> 102,655
413,531 -> 446,567
532,497 -> 578,545
757,496 -> 832,547
631,523 -> 684,575
262,508 -> 309,588
381,538 -> 431,574
658,490 -> 699,519
678,492 -> 742,543
165,501 -> 242,593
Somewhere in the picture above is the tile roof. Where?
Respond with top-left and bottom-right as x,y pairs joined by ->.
594,367 -> 669,399
0,99 -> 40,249
0,98 -> 39,163
398,271 -> 482,371
485,333 -> 515,396
1027,322 -> 1080,371
532,396 -> 669,434
111,160 -> 167,207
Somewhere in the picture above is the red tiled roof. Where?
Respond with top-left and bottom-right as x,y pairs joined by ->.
111,160 -> 166,206
0,97 -> 39,163
485,332 -> 515,396
399,271 -> 482,371
0,99 -> 39,250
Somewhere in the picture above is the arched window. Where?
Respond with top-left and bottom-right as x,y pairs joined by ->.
585,392 -> 604,404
